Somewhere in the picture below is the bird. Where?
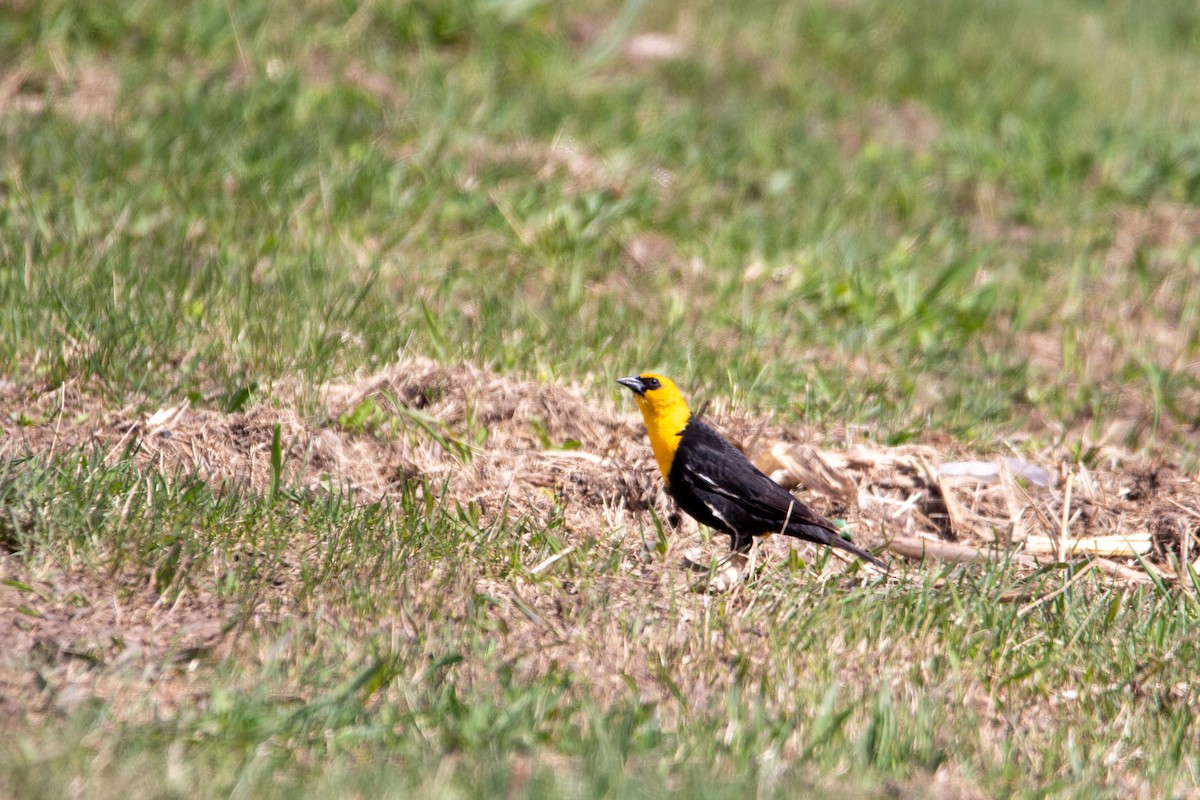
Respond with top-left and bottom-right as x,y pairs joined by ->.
617,372 -> 885,569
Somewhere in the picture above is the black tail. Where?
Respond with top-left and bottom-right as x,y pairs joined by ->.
790,522 -> 886,569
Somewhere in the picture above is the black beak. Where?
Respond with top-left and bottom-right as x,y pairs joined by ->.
616,375 -> 647,396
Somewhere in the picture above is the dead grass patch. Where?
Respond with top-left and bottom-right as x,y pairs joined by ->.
281,51 -> 407,108
4,357 -> 1197,571
0,60 -> 119,121
807,99 -> 942,160
0,573 -> 241,725
1105,201 -> 1200,273
565,14 -> 691,66
456,133 -> 675,204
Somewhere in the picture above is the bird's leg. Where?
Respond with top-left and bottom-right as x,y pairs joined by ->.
688,534 -> 748,593
731,533 -> 754,554
705,534 -> 751,592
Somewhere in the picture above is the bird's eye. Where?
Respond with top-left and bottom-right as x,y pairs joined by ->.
642,377 -> 661,390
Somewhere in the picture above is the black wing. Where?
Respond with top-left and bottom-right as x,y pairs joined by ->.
669,419 -> 884,568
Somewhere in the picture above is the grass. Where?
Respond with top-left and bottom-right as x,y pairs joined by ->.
4,0 -> 1200,446
3,0 -> 1200,796
4,450 -> 1199,798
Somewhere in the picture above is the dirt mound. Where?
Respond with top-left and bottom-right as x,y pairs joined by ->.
3,357 -> 1197,575
0,358 -> 661,519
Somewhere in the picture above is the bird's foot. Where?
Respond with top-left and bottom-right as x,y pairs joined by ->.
682,548 -> 750,593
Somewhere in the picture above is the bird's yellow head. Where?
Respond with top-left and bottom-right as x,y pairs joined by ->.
617,373 -> 693,481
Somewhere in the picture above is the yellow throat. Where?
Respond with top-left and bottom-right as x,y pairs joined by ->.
626,373 -> 693,482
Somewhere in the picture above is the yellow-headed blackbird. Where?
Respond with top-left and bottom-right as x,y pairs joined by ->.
618,373 -> 884,568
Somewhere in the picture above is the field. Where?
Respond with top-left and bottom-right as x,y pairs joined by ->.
3,0 -> 1200,796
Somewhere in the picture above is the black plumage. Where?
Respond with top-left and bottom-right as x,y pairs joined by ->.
667,416 -> 884,568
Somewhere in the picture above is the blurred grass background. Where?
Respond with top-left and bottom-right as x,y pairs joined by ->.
3,0 -> 1199,455
3,1 -> 1200,797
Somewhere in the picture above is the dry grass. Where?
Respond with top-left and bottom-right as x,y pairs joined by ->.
5,356 -> 1198,567
0,60 -> 119,121
11,357 -> 1195,570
